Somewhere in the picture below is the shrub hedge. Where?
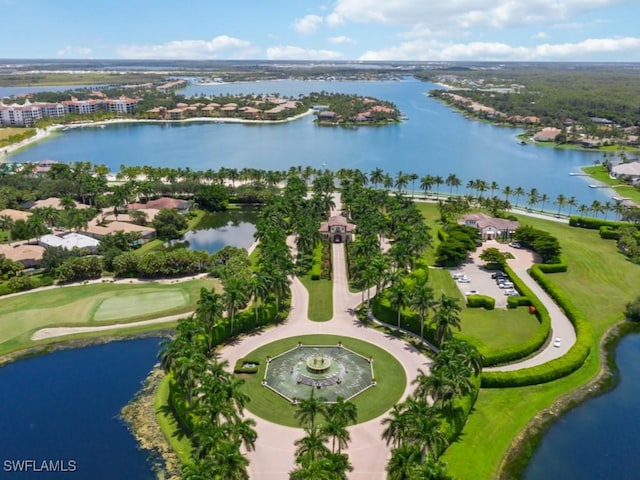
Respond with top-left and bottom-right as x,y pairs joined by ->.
466,294 -> 495,310
507,296 -> 531,309
233,358 -> 260,374
481,264 -> 592,387
569,216 -> 629,230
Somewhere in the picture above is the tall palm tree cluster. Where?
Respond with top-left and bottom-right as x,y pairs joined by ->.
382,339 -> 482,480
340,175 -> 431,298
160,312 -> 256,480
290,394 -> 358,479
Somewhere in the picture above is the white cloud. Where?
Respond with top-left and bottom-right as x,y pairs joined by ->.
358,36 -> 640,61
116,36 -> 259,59
326,12 -> 345,27
331,0 -> 627,32
266,45 -> 343,60
57,46 -> 92,57
292,14 -> 324,34
328,35 -> 355,45
532,32 -> 549,40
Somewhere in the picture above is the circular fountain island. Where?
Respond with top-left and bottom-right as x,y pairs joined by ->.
263,344 -> 375,403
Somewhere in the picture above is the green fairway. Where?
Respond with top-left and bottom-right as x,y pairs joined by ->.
93,290 -> 188,322
0,278 -> 218,356
442,213 -> 640,479
238,334 -> 407,427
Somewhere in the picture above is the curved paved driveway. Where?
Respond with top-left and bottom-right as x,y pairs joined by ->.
220,229 -> 429,479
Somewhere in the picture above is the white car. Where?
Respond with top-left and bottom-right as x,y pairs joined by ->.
504,289 -> 518,296
457,277 -> 471,283
499,282 -> 514,289
452,273 -> 466,279
465,290 -> 479,296
553,337 -> 561,348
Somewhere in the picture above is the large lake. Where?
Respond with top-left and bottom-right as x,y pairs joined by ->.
8,78 -> 611,209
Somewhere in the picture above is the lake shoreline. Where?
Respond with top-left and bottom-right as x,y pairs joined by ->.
498,320 -> 640,479
1,109 -> 315,156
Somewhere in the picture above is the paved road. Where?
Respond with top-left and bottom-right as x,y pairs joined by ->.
219,200 -> 429,480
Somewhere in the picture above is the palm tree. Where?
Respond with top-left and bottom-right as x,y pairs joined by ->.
502,185 -> 513,203
489,181 -> 499,197
382,173 -> 394,191
554,194 -> 567,216
420,175 -> 434,199
386,444 -> 423,480
409,282 -> 435,341
445,173 -> 461,197
527,188 -> 539,211
294,390 -> 327,430
388,279 -> 410,330
381,404 -> 410,448
370,168 -> 384,189
433,175 -> 444,199
539,193 -> 550,212
432,294 -> 462,346
324,397 -> 358,453
408,173 -> 418,198
294,425 -> 331,463
195,288 -> 224,351
222,276 -> 250,335
513,186 -> 525,207
210,439 -> 250,480
395,171 -> 409,193
567,196 -> 577,216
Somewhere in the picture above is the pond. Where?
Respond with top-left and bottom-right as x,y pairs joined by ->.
0,338 -> 160,479
181,207 -> 258,254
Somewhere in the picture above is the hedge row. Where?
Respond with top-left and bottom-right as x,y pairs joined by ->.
535,261 -> 568,273
507,295 -> 531,308
599,225 -> 640,242
480,265 -> 550,367
310,242 -> 322,280
481,264 -> 592,387
233,358 -> 260,374
466,294 -> 495,310
569,216 -> 630,230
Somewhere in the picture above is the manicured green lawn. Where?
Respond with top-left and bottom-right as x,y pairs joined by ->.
93,290 -> 188,321
155,374 -> 194,466
442,213 -> 640,479
0,278 -> 218,356
582,165 -> 640,203
299,274 -> 333,321
459,307 -> 541,358
238,334 -> 406,427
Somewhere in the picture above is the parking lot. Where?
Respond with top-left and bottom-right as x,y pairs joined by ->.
450,240 -> 538,307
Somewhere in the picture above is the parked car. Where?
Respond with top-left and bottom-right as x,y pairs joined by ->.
509,242 -> 522,249
465,290 -> 479,295
553,337 -> 562,348
491,271 -> 506,279
452,273 -> 466,279
499,282 -> 514,289
458,277 -> 471,283
504,289 -> 518,296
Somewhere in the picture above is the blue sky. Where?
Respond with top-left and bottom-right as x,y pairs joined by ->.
2,0 -> 639,61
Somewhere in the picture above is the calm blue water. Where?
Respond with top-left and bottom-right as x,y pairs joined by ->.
0,338 -> 159,479
183,208 -> 258,253
525,331 -> 640,480
8,79 -> 611,209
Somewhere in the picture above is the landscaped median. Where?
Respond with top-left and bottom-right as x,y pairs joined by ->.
482,264 -> 592,387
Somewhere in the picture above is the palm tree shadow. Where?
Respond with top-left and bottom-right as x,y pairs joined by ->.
157,404 -> 189,441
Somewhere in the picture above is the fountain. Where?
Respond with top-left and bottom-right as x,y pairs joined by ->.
263,344 -> 375,402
